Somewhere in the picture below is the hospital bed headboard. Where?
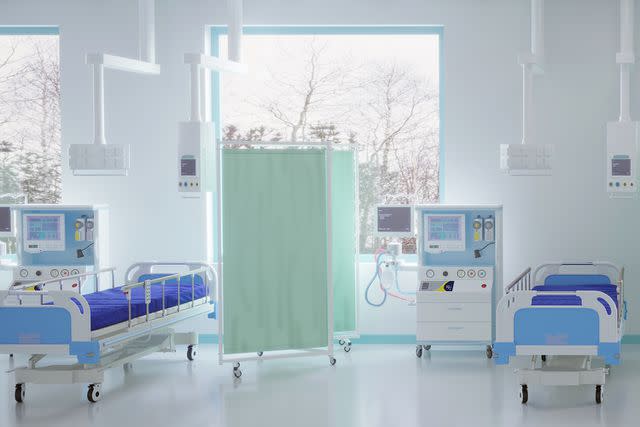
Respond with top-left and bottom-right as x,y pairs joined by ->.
533,262 -> 622,286
125,261 -> 217,290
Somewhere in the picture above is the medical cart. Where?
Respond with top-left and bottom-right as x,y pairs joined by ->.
415,205 -> 503,358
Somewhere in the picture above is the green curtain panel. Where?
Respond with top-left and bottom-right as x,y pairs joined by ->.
332,151 -> 357,334
222,149 -> 329,354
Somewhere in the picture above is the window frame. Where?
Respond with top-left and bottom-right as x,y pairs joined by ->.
210,25 -> 444,261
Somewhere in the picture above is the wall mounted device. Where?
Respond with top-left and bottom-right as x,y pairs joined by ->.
375,205 -> 414,237
415,204 -> 503,359
178,121 -> 213,195
607,115 -> 638,196
69,0 -> 160,176
424,214 -> 465,253
607,0 -> 638,198
500,0 -> 553,176
11,205 -> 109,292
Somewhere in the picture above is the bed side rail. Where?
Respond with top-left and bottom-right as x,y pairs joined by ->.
505,267 -> 532,294
533,262 -> 621,286
120,265 -> 214,328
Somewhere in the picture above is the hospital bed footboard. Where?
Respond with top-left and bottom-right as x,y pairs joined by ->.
493,290 -> 621,366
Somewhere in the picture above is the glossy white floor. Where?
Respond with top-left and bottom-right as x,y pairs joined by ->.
1,345 -> 639,427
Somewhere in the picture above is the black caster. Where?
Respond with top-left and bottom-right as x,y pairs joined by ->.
15,383 -> 25,403
257,351 -> 263,357
233,362 -> 242,378
416,345 -> 423,358
187,345 -> 197,361
329,356 -> 337,366
344,343 -> 351,353
541,355 -> 547,362
486,346 -> 493,359
596,385 -> 603,404
424,345 -> 431,351
87,384 -> 102,403
338,339 -> 345,346
519,385 -> 528,404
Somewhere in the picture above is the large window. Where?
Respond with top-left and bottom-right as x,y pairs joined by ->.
0,28 -> 61,204
213,27 -> 442,253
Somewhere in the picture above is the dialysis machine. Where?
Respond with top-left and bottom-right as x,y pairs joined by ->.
6,205 -> 109,292
415,205 -> 502,358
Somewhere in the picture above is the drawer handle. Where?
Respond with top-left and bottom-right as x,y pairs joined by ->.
448,326 -> 465,330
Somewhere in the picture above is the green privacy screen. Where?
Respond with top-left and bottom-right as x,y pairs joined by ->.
222,149 -> 329,354
332,150 -> 357,334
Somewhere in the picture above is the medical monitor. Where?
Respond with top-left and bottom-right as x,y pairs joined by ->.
376,205 -> 413,237
23,213 -> 66,253
424,213 -> 466,253
0,206 -> 12,237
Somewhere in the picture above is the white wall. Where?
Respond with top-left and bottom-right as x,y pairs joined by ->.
2,0 -> 638,336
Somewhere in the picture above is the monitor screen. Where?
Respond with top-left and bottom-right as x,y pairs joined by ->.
0,207 -> 11,233
26,215 -> 63,241
181,158 -> 196,176
377,206 -> 412,235
612,158 -> 631,176
427,215 -> 463,241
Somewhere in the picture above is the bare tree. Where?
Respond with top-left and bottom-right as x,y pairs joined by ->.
221,38 -> 440,252
0,35 -> 61,203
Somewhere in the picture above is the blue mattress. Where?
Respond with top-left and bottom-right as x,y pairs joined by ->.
81,275 -> 207,331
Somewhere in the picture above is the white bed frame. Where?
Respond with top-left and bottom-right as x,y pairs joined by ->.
0,261 -> 215,403
494,261 -> 624,404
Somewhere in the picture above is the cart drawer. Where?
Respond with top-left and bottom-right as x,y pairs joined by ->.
417,322 -> 491,342
417,302 -> 491,322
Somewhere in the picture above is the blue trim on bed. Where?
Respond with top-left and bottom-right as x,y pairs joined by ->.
598,342 -> 621,365
70,341 -> 100,364
492,342 -> 515,365
0,307 -> 71,344
513,308 -> 600,346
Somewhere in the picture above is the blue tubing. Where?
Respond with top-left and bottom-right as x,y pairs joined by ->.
365,256 -> 388,307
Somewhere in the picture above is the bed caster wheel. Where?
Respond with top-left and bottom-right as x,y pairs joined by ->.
233,363 -> 242,378
338,339 -> 345,346
416,345 -> 423,358
123,362 -> 133,372
257,351 -> 263,357
187,345 -> 197,361
344,343 -> 351,353
541,355 -> 547,362
596,385 -> 603,404
15,383 -> 25,403
87,384 -> 102,403
329,356 -> 337,366
424,345 -> 431,351
486,346 -> 493,359
519,385 -> 528,404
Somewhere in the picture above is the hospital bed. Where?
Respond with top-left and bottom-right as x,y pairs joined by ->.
0,261 -> 216,403
493,262 -> 625,404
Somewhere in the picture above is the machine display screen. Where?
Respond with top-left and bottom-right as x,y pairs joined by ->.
427,215 -> 463,241
26,215 -> 63,241
0,207 -> 11,233
377,206 -> 412,234
612,158 -> 631,176
181,158 -> 196,176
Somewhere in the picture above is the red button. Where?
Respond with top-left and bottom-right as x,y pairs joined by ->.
481,284 -> 487,288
